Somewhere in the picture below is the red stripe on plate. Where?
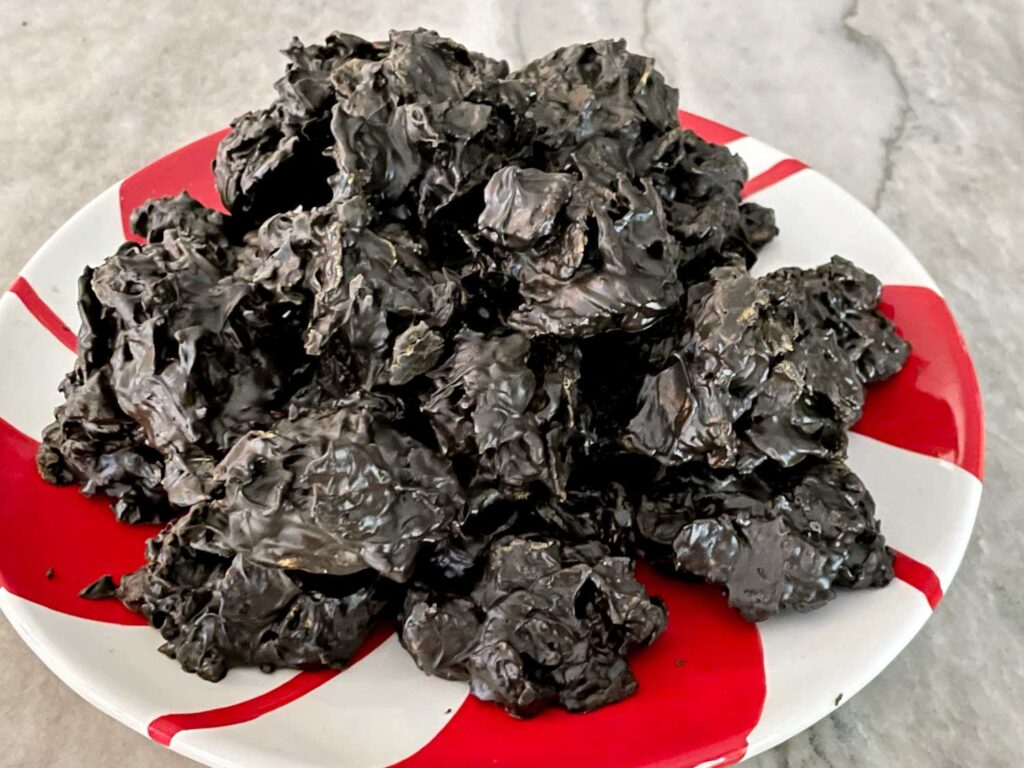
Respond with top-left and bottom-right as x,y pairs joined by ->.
119,129 -> 230,242
892,551 -> 943,609
677,110 -> 746,145
391,566 -> 764,768
854,286 -> 984,480
148,622 -> 394,746
8,277 -> 76,353
741,159 -> 809,199
0,417 -> 156,624
149,670 -> 340,747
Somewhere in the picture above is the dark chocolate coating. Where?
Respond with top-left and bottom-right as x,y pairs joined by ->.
400,536 -> 666,717
37,30 -> 909,714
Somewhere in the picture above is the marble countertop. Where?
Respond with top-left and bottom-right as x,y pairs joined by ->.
1,1 -> 1021,765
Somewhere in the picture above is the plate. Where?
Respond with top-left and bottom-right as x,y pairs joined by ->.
0,112 -> 983,768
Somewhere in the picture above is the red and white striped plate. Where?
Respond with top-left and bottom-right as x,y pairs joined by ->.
0,113 -> 983,768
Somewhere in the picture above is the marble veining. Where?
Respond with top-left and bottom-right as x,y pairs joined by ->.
0,1 -> 1020,766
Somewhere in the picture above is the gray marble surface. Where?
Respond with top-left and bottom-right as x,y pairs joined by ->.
0,2 -> 1020,766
